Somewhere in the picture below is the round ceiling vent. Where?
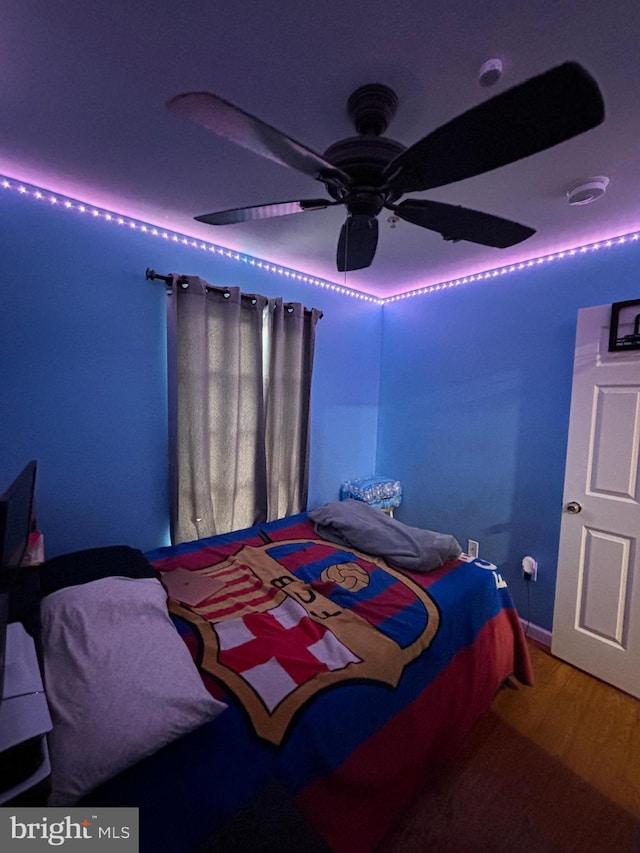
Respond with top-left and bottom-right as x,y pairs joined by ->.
566,176 -> 609,206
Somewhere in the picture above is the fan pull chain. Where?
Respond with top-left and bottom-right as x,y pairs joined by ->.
343,216 -> 349,288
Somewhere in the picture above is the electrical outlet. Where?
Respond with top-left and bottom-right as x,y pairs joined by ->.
467,539 -> 479,560
522,556 -> 538,581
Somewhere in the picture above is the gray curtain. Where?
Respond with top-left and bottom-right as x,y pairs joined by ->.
167,276 -> 321,544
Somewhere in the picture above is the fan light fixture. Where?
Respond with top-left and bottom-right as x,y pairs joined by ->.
566,177 -> 609,206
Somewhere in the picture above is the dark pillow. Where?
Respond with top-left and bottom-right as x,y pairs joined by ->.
39,545 -> 159,596
9,546 -> 159,631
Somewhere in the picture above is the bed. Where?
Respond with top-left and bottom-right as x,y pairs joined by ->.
36,504 -> 532,853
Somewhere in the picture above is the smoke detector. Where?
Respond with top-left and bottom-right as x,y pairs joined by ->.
566,176 -> 609,206
478,58 -> 503,87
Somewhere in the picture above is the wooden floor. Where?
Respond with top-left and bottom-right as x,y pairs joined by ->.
379,640 -> 640,852
493,640 -> 640,818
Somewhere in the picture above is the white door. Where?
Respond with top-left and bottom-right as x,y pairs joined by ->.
552,302 -> 640,699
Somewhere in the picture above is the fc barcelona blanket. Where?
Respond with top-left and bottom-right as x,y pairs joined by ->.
83,513 -> 532,853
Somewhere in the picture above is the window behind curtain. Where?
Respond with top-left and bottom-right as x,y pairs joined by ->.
167,276 -> 321,544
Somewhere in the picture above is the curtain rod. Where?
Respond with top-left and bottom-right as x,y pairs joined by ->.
145,268 -> 322,317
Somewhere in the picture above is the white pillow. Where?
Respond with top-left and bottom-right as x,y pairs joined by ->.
40,576 -> 227,805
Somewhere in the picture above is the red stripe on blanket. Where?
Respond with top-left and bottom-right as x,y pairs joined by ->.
348,576 -> 424,627
152,519 -> 321,572
400,556 -> 465,588
296,607 -> 532,853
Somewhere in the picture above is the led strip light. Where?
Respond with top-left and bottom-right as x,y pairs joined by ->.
0,175 -> 382,305
2,174 -> 639,305
383,229 -> 640,303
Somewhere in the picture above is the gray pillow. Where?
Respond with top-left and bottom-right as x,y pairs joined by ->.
40,576 -> 227,805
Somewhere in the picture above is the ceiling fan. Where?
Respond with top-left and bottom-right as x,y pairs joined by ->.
166,63 -> 604,272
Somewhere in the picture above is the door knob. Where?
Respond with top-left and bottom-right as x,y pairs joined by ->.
566,501 -> 582,514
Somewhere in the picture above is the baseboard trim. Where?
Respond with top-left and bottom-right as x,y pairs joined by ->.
520,619 -> 552,649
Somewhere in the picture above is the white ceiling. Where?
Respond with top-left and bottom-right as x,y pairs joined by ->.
2,0 -> 639,297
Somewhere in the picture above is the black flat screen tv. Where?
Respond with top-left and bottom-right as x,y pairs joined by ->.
0,460 -> 38,704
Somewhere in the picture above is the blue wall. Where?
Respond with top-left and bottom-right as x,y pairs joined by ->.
4,184 -> 639,632
377,241 -> 640,630
0,190 -> 381,558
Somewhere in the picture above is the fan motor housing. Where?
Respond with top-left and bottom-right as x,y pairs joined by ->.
323,136 -> 406,209
347,83 -> 399,135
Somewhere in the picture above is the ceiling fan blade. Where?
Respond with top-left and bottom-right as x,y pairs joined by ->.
385,62 -> 604,193
392,199 -> 535,248
195,199 -> 339,225
167,92 -> 349,189
337,215 -> 379,272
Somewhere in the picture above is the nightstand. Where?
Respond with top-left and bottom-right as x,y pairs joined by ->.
0,622 -> 52,804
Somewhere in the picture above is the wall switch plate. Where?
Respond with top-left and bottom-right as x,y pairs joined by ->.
467,539 -> 479,560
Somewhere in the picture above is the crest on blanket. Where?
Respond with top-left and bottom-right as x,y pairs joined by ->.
168,540 -> 440,745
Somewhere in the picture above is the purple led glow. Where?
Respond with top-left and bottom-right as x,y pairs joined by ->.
0,175 -> 382,305
2,174 -> 639,304
383,234 -> 640,303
